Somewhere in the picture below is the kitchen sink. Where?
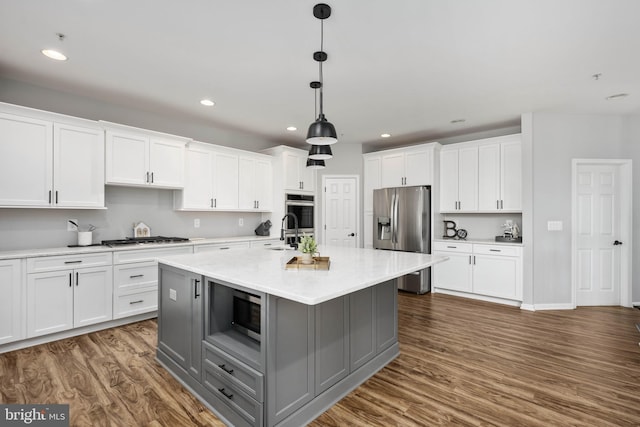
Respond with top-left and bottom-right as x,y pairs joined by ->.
495,236 -> 522,243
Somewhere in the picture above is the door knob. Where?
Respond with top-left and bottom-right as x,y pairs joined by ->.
613,240 -> 623,245
348,233 -> 355,237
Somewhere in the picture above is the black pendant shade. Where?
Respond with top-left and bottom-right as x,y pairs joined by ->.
309,144 -> 332,160
306,158 -> 326,169
307,115 -> 337,145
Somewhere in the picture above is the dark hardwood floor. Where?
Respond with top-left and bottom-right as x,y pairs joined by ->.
1,293 -> 639,426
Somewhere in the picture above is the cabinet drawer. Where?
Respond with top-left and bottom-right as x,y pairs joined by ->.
27,252 -> 112,273
473,244 -> 522,257
194,242 -> 251,253
250,239 -> 281,248
203,364 -> 263,427
113,262 -> 158,293
114,289 -> 157,319
433,241 -> 473,253
113,246 -> 192,264
203,341 -> 264,402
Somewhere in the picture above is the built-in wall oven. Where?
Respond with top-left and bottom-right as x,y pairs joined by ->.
284,193 -> 315,244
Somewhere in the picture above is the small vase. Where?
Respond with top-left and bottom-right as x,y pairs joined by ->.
299,252 -> 313,265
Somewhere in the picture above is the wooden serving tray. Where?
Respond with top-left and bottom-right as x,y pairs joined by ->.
285,256 -> 331,270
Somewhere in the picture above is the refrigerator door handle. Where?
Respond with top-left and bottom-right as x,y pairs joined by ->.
393,191 -> 399,244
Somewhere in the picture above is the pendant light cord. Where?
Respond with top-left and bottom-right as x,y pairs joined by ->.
319,18 -> 324,117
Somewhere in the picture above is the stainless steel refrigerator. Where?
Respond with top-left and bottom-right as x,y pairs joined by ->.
373,185 -> 431,294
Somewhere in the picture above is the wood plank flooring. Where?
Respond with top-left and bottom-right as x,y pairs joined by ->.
2,293 -> 640,426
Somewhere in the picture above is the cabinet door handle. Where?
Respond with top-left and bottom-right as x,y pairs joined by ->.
194,279 -> 200,299
217,388 -> 233,400
129,274 -> 144,279
210,198 -> 214,208
55,190 -> 59,204
64,260 -> 82,264
214,198 -> 217,208
129,300 -> 144,305
473,256 -> 476,265
219,247 -> 230,250
497,200 -> 499,209
490,249 -> 501,252
501,200 -> 504,209
218,364 -> 234,374
75,272 -> 79,286
49,191 -> 52,204
151,172 -> 154,183
69,273 -> 72,287
146,171 -> 150,183
468,255 -> 471,264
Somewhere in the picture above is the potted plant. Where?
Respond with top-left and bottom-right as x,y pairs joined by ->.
298,234 -> 318,265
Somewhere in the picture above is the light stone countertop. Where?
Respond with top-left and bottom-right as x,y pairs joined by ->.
158,245 -> 449,305
0,235 -> 281,260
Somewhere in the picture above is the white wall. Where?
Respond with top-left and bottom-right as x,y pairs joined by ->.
621,116 -> 640,303
527,113 -> 633,305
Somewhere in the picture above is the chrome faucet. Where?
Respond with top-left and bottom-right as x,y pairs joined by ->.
281,213 -> 299,249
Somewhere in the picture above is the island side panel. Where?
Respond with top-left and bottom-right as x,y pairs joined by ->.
315,296 -> 350,395
266,295 -> 315,426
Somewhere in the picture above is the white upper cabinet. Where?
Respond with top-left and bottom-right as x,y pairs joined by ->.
213,149 -> 239,210
440,145 -> 478,212
104,123 -> 188,189
380,145 -> 435,188
282,148 -> 315,193
0,105 -> 105,209
477,135 -> 522,212
239,153 -> 273,210
175,142 -> 272,212
440,134 -> 521,213
54,123 -> 105,208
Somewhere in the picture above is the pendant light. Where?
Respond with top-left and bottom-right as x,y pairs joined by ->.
306,3 -> 337,146
308,81 -> 333,161
306,158 -> 326,169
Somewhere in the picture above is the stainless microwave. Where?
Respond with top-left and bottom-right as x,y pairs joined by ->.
285,193 -> 315,233
231,290 -> 261,342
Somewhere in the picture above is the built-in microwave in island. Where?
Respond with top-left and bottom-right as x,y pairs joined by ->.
231,290 -> 261,342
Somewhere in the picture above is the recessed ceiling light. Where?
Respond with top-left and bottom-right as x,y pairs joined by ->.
381,133 -> 391,138
200,99 -> 215,106
450,119 -> 466,124
41,49 -> 67,61
286,126 -> 297,131
605,93 -> 629,101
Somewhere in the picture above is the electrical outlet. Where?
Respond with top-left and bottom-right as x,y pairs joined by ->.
169,289 -> 177,301
67,219 -> 78,231
239,218 -> 244,227
194,218 -> 200,228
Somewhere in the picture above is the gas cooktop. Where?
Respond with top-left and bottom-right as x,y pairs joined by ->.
101,236 -> 190,247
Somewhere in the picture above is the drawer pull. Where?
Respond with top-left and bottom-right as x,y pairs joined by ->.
446,246 -> 457,249
218,388 -> 234,400
129,300 -> 144,305
218,364 -> 234,374
129,274 -> 144,279
489,249 -> 501,252
219,247 -> 230,250
64,260 -> 82,264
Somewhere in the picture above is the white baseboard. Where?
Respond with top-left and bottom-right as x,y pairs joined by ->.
530,303 -> 575,311
633,301 -> 640,308
0,312 -> 157,354
519,303 -> 535,311
433,288 -> 522,307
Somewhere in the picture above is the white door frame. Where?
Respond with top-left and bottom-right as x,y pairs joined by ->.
571,159 -> 633,308
321,175 -> 361,248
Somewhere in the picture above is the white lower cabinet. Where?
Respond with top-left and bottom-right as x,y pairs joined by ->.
26,253 -> 113,338
0,259 -> 25,345
433,241 -> 522,302
112,246 -> 193,319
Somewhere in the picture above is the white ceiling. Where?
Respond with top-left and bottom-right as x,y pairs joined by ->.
1,0 -> 639,150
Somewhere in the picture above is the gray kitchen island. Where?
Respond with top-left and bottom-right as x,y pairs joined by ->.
156,245 -> 447,427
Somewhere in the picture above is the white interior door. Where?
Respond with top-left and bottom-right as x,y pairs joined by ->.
575,164 -> 621,306
323,176 -> 359,247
